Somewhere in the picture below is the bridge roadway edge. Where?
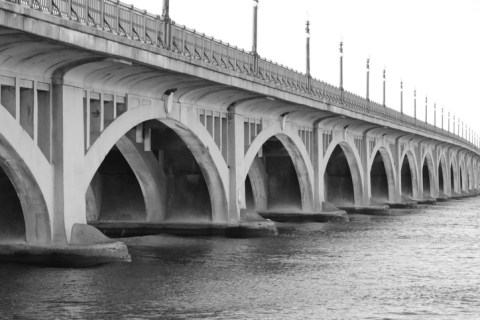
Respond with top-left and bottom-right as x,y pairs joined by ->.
0,0 -> 478,155
0,1 -> 480,266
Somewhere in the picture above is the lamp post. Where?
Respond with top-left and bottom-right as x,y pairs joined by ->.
400,81 -> 403,114
162,0 -> 171,49
366,58 -> 370,101
434,103 -> 436,127
252,0 -> 259,74
414,89 -> 417,120
382,67 -> 386,107
162,0 -> 169,19
448,112 -> 450,132
306,19 -> 311,91
339,41 -> 343,91
252,0 -> 258,54
441,107 -> 444,130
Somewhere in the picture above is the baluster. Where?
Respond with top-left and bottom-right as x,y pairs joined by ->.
201,34 -> 205,61
116,0 -> 120,34
85,0 -> 89,24
209,38 -> 213,63
143,11 -> 146,42
130,5 -> 134,38
100,0 -> 104,29
181,26 -> 185,54
155,15 -> 160,46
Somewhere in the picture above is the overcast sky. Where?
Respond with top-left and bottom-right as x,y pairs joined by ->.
133,0 -> 480,139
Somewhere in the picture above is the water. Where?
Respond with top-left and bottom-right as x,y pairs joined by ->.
1,198 -> 480,319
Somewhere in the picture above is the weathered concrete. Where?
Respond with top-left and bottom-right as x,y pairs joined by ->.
0,242 -> 130,267
259,211 -> 349,222
0,0 -> 479,265
0,224 -> 130,267
90,221 -> 278,238
339,205 -> 391,216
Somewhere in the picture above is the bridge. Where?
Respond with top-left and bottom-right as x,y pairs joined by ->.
0,0 -> 479,264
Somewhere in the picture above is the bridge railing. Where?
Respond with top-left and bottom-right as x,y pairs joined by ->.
3,0 -> 478,151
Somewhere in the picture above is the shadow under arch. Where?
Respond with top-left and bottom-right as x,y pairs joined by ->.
421,151 -> 435,198
322,141 -> 364,206
368,146 -> 397,203
246,157 -> 268,212
86,133 -> 166,223
400,149 -> 419,199
449,155 -> 459,194
0,136 -> 51,244
243,126 -> 314,211
82,105 -> 229,223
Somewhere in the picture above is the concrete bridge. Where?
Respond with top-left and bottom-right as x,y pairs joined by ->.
0,0 -> 479,264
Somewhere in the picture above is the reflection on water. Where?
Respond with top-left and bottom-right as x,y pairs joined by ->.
1,198 -> 480,319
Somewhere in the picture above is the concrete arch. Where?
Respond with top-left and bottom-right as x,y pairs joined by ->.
459,158 -> 467,192
115,135 -> 166,222
0,136 -> 51,244
438,155 -> 448,195
449,154 -> 459,194
421,150 -> 436,197
246,157 -> 268,212
466,158 -> 473,191
243,123 -> 315,211
0,106 -> 52,244
322,138 -> 365,205
368,145 -> 397,203
82,104 -> 229,223
472,161 -> 478,190
400,148 -> 420,199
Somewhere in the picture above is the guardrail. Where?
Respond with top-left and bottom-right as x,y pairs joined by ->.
4,0 -> 478,152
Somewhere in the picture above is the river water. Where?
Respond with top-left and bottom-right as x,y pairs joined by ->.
1,198 -> 480,319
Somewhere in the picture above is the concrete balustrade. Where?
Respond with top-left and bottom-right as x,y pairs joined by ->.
0,0 -> 479,266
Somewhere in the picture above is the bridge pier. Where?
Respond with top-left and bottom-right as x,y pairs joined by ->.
0,0 -> 480,266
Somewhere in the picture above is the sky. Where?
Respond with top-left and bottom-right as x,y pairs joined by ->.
132,0 -> 480,140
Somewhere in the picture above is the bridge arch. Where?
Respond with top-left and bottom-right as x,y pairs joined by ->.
473,161 -> 478,191
86,134 -> 166,223
466,158 -> 473,191
322,138 -> 364,206
459,158 -> 467,193
243,124 -> 314,211
421,150 -> 435,198
82,104 -> 229,223
0,136 -> 51,244
400,149 -> 420,199
438,155 -> 448,196
245,157 -> 268,212
0,106 -> 52,244
368,145 -> 396,203
449,154 -> 459,194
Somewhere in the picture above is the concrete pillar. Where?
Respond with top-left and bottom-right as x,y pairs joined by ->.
51,83 -> 87,243
227,111 -> 245,221
362,137 -> 371,204
312,126 -> 324,211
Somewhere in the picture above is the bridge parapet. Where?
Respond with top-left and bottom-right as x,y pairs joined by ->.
3,0 -> 479,155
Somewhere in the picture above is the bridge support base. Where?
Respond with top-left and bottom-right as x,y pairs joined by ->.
258,210 -> 349,222
90,220 -> 278,238
0,224 -> 130,267
338,205 -> 391,216
414,198 -> 437,205
387,201 -> 418,209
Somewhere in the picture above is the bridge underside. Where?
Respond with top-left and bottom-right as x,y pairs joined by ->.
0,4 -> 479,267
